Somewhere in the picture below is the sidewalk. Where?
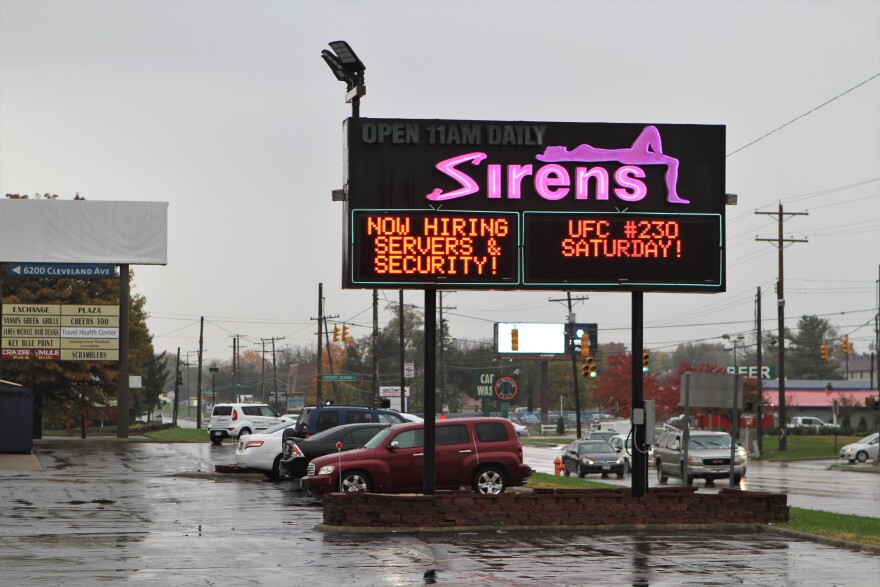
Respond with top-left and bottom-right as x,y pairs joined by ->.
0,452 -> 42,472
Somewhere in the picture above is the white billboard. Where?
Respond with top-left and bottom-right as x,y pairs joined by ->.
496,322 -> 568,354
0,200 -> 168,265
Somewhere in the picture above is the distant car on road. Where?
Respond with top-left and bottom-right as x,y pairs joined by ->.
580,430 -> 617,443
561,440 -> 625,478
839,432 -> 879,463
653,430 -> 746,486
788,416 -> 838,431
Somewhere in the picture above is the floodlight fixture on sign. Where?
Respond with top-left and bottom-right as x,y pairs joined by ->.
328,40 -> 366,75
321,50 -> 348,82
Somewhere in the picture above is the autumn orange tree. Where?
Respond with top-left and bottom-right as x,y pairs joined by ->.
592,351 -> 680,420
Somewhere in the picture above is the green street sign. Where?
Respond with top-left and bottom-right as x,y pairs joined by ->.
319,374 -> 357,381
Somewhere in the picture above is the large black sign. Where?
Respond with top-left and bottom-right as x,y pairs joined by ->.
343,118 -> 725,292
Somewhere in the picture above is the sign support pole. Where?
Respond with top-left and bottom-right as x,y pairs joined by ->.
116,264 -> 130,439
423,288 -> 437,495
631,292 -> 647,497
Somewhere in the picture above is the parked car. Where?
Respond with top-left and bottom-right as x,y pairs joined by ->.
839,432 -> 879,463
280,423 -> 390,479
289,404 -> 409,439
608,434 -> 653,474
653,430 -> 746,485
300,417 -> 531,495
508,419 -> 528,437
560,440 -> 625,478
208,403 -> 292,444
234,420 -> 298,480
580,430 -> 617,443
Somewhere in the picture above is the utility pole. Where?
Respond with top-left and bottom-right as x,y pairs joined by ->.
261,337 -> 285,408
399,290 -> 405,406
373,289 -> 379,406
196,316 -> 204,429
549,293 -> 588,438
755,288 -> 763,453
173,347 -> 181,426
315,283 -> 324,405
229,334 -> 247,403
260,339 -> 266,403
322,318 -> 339,400
756,204 -> 807,451
438,292 -> 456,415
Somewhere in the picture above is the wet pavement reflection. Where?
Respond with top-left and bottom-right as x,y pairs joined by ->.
1,441 -> 877,586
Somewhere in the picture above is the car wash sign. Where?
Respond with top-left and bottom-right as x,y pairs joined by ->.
342,118 -> 725,292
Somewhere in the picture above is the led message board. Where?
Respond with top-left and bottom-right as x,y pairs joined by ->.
351,210 -> 518,286
343,119 -> 725,292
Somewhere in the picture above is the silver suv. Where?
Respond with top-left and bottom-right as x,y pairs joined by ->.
653,430 -> 746,485
208,403 -> 291,444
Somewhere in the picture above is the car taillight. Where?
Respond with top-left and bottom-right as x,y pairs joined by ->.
232,409 -> 238,421
305,434 -> 311,439
292,444 -> 305,458
244,440 -> 264,449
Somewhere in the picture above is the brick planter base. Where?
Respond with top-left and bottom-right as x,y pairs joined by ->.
319,487 -> 788,531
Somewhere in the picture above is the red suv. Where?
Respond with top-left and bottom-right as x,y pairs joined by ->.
301,417 -> 531,495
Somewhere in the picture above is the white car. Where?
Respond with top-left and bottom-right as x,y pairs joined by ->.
839,432 -> 879,463
608,434 -> 652,473
234,421 -> 297,480
509,419 -> 528,437
208,403 -> 292,444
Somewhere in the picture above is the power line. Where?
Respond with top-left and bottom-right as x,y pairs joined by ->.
726,72 -> 880,157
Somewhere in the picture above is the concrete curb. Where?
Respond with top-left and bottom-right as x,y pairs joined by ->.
314,522 -> 766,534
763,525 -> 880,554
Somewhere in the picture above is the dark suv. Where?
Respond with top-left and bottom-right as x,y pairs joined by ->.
287,405 -> 408,441
301,417 -> 531,495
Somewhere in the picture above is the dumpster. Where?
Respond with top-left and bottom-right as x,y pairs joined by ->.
0,382 -> 33,453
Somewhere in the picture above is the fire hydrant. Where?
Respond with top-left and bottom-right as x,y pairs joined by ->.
553,456 -> 563,476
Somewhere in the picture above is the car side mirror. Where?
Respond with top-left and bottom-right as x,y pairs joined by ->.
388,441 -> 400,450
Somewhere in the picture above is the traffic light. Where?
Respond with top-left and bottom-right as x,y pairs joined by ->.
580,332 -> 591,356
583,355 -> 597,377
342,324 -> 350,341
842,337 -> 851,354
820,344 -> 829,360
642,351 -> 650,372
511,328 -> 519,351
333,326 -> 340,342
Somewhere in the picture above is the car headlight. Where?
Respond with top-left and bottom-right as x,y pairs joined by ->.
616,458 -> 622,464
317,465 -> 336,475
688,456 -> 701,465
582,458 -> 594,465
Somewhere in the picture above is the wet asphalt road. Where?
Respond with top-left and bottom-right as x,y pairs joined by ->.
524,445 -> 880,518
1,440 -> 878,586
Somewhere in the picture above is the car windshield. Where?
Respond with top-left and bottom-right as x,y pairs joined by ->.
363,428 -> 395,449
688,434 -> 731,450
579,442 -> 614,454
264,421 -> 296,435
856,433 -> 879,444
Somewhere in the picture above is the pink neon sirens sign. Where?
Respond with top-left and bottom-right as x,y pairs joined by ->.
426,126 -> 689,205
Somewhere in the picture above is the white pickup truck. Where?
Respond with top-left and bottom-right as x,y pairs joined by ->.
788,416 -> 838,430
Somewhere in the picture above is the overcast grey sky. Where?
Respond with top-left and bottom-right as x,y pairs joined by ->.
1,1 -> 878,366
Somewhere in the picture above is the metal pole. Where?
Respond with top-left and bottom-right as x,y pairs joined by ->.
729,372 -> 739,488
566,293 -> 582,438
316,283 -> 323,404
399,290 -> 405,409
116,264 -> 130,438
372,288 -> 379,406
196,317 -> 204,429
777,204 -> 787,450
423,288 -> 437,495
631,292 -> 647,497
756,287 -> 763,453
173,347 -> 180,426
